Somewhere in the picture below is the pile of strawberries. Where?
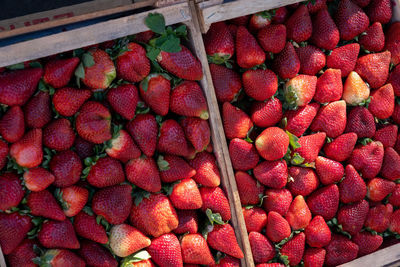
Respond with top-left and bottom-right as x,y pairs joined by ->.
204,0 -> 400,265
0,14 -> 244,267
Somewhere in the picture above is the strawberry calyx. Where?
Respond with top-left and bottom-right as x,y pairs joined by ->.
132,190 -> 151,206
120,250 -> 152,267
32,248 -> 57,266
74,51 -> 95,88
207,54 -> 233,68
326,218 -> 352,239
96,215 -> 111,232
206,208 -> 226,226
157,155 -> 170,171
283,85 -> 300,110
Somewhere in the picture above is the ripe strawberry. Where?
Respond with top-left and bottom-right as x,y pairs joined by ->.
315,156 -> 344,185
338,200 -> 369,235
23,167 -> 55,192
385,22 -> 400,66
352,0 -> 371,7
158,119 -> 190,157
303,248 -> 326,267
284,74 -> 317,108
235,171 -> 264,205
130,193 -> 178,237
307,184 -> 339,220
254,160 -> 288,189
52,87 -> 91,117
170,178 -> 202,210
367,178 -> 395,201
109,224 -> 151,257
355,51 -> 391,89
229,15 -> 249,25
116,42 -> 150,82
24,91 -> 51,128
126,114 -> 158,157
324,234 -> 358,266
284,103 -> 319,137
389,209 -> 400,233
229,138 -> 259,171
181,117 -> 210,152
257,24 -> 286,54
345,107 -> 375,137
377,124 -> 400,148
139,73 -> 170,116
255,127 -> 289,161
263,188 -> 292,216
50,150 -> 82,187
174,209 -> 198,234
286,5 -> 312,42
10,128 -> 43,168
81,49 -> 116,90
189,151 -> 220,187
349,141 -> 384,179
342,71 -> 370,105
204,22 -> 235,59
38,219 -> 80,249
359,22 -> 385,52
0,140 -> 7,170
147,233 -> 183,266
92,184 -> 132,225
388,64 -> 400,96
106,129 -> 141,162
43,118 -> 75,151
0,212 -> 32,255
272,6 -> 289,23
306,0 -> 327,13
27,190 -> 66,221
294,132 -> 326,163
335,0 -> 369,40
249,232 -> 275,263
107,84 -> 138,120
235,26 -> 265,68
326,43 -> 360,77
74,210 -> 108,244
381,147 -> 400,180
0,68 -> 43,106
0,173 -> 24,210
366,0 -> 392,24
393,105 -> 400,124
228,24 -> 238,38
352,232 -> 383,257
296,45 -> 326,76
33,249 -> 85,267
78,239 -> 118,267
207,224 -> 244,259
223,102 -> 253,140
251,97 -> 282,128
181,233 -> 215,265
287,167 -> 319,196
158,155 -> 196,183
389,184 -> 400,206
286,195 -> 312,230
369,84 -> 395,119
242,207 -> 267,232
74,137 -> 94,159
242,69 -> 277,101
209,64 -> 242,102
273,42 -> 300,79
339,164 -> 367,203
305,215 -> 331,248
313,68 -> 342,103
43,57 -> 80,88
280,232 -> 305,266
6,239 -> 38,267
266,211 -> 291,242
200,186 -> 231,221
0,105 -> 24,143
57,186 -> 88,217
248,12 -> 273,32
310,100 -> 346,138
310,9 -> 339,50
364,203 -> 393,232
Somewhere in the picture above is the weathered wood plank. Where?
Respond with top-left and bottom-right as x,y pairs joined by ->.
339,243 -> 400,267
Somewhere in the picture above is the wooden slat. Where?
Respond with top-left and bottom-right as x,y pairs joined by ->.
393,0 -> 400,22
339,243 -> 400,267
154,0 -> 186,7
0,247 -> 5,267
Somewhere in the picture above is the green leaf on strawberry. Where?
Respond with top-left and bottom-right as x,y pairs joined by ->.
120,250 -> 152,266
206,208 -> 225,225
145,13 -> 166,35
157,155 -> 170,171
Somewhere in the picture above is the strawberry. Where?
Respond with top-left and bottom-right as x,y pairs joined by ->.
273,7 -> 289,23
249,232 -> 275,263
257,24 -> 286,54
74,210 -> 108,244
0,212 -> 32,255
342,71 -> 370,105
207,224 -> 244,259
38,219 -> 80,249
236,171 -> 264,205
254,160 -> 288,189
229,138 -> 259,171
385,22 -> 400,66
81,49 -> 116,90
266,211 -> 291,242
87,155 -> 124,187
339,164 -> 367,203
284,103 -> 319,137
324,234 -> 358,266
326,43 -> 360,77
393,105 -> 400,125
242,69 -> 277,101
50,150 -> 82,187
33,249 -> 85,267
174,209 -> 198,235
0,105 -> 25,143
359,22 -> 385,52
229,15 -> 249,25
109,224 -> 151,257
139,73 -> 170,116
248,12 -> 272,32
158,155 -> 196,183
314,68 -> 342,103
364,203 -> 393,232
367,178 -> 395,201
338,200 -> 369,235
353,0 -> 371,7
27,190 -> 66,221
222,102 -> 253,140
285,195 -> 312,230
335,0 -> 369,40
52,87 -> 91,117
0,173 -> 24,210
43,57 -> 80,88
158,45 -> 203,81
200,186 -> 231,221
0,140 -> 7,170
189,151 -> 221,187
284,74 -> 317,109
315,156 -> 344,185
204,22 -> 235,60
296,45 -> 326,76
255,127 -> 289,161
287,167 -> 319,196
389,184 -> 400,206
57,186 -> 88,217
228,24 -> 238,38
305,215 -> 331,248
310,9 -> 339,50
130,193 -> 178,237
345,106 -> 376,137
133,31 -> 154,43
381,147 -> 400,180
366,0 -> 392,24
170,178 -> 202,210
388,64 -> 400,96
369,83 -> 395,119
181,117 -> 210,152
24,91 -> 51,128
294,132 -> 326,163
263,188 -> 292,216
78,239 -> 118,267
349,141 -> 384,179
116,42 -> 150,82
250,98 -> 283,128
306,0 -> 327,13
23,167 -> 55,192
158,119 -> 190,157
106,129 -> 141,162
389,209 -> 400,233
6,239 -> 38,267
310,100 -> 346,138
0,68 -> 43,106
43,118 -> 75,151
76,101 -> 111,144
352,232 -> 383,257
147,233 -> 183,266
235,26 -> 265,68
286,5 -> 312,42
242,207 -> 267,232
273,42 -> 300,79
209,64 -> 242,102
74,138 -> 93,160
303,248 -> 326,267
355,51 -> 391,89
126,114 -> 158,157
307,184 -> 339,220
107,84 -> 138,120
181,233 -> 215,265
10,128 -> 43,168
280,232 -> 305,266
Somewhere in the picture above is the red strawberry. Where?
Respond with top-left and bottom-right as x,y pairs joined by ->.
57,186 -> 88,217
385,22 -> 400,66
204,22 -> 235,59
147,233 -> 183,266
381,147 -> 400,180
0,140 -> 7,170
170,178 -> 202,210
23,167 -> 55,192
235,171 -> 264,205
254,160 -> 288,189
52,87 -> 91,117
284,74 -> 317,108
367,178 -> 395,201
389,209 -> 400,233
273,7 -> 289,23
181,117 -> 210,152
280,232 -> 305,266
75,138 -> 94,160
307,0 -> 327,13
303,248 -> 326,267
242,207 -> 267,232
34,249 -> 85,267
27,190 -> 66,221
209,64 -> 242,102
158,155 -> 196,183
364,203 -> 393,232
109,224 -> 151,257
43,118 -> 75,151
359,22 -> 385,52
352,232 -> 383,257
296,45 -> 326,76
0,212 -> 32,255
249,232 -> 275,263
126,114 -> 158,157
223,102 -> 253,140
242,69 -> 277,101
181,233 -> 215,265
287,167 -> 319,196
338,200 -> 369,235
355,51 -> 391,89
266,211 -> 291,242
24,91 -> 51,128
305,215 -> 331,248
273,42 -> 300,79
349,141 -> 384,179
339,164 -> 367,203
229,138 -> 259,171
200,186 -> 231,221
315,156 -> 344,185
158,119 -> 190,157
294,132 -> 326,163
286,5 -> 312,42
174,209 -> 198,234
74,210 -> 108,244
189,151 -> 221,187
38,219 -> 79,249
286,195 -> 312,230
0,173 -> 24,210
353,0 -> 371,7
255,127 -> 289,161
345,107 -> 375,137
389,184 -> 400,206
50,150 -> 82,187
324,234 -> 358,266
313,68 -> 342,103
310,9 -> 339,50
284,103 -> 319,137
369,84 -> 395,119
250,98 -> 282,128
0,106 -> 24,143
106,129 -> 141,163
324,133 -> 357,162
139,73 -> 170,116
263,188 -> 292,216
307,184 -> 339,220
335,0 -> 369,40
248,12 -> 272,32
0,68 -> 43,106
310,100 -> 346,138
81,49 -> 116,90
228,24 -> 238,39
78,239 -> 118,267
388,64 -> 400,96
236,26 -> 265,68
107,84 -> 138,120
43,57 -> 80,88
10,128 -> 43,168
366,0 -> 392,24
343,71 -> 370,105
6,239 -> 38,267
207,224 -> 244,259
116,42 -> 150,82
229,15 -> 249,25
257,24 -> 286,54
326,43 -> 360,77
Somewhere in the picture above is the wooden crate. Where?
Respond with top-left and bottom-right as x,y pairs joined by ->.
0,2 -> 252,267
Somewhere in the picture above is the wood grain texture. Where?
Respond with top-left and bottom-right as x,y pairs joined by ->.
393,0 -> 400,22
0,247 -> 5,267
339,243 -> 400,267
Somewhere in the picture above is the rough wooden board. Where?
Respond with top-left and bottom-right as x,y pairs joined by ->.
0,247 -> 5,267
393,0 -> 400,22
